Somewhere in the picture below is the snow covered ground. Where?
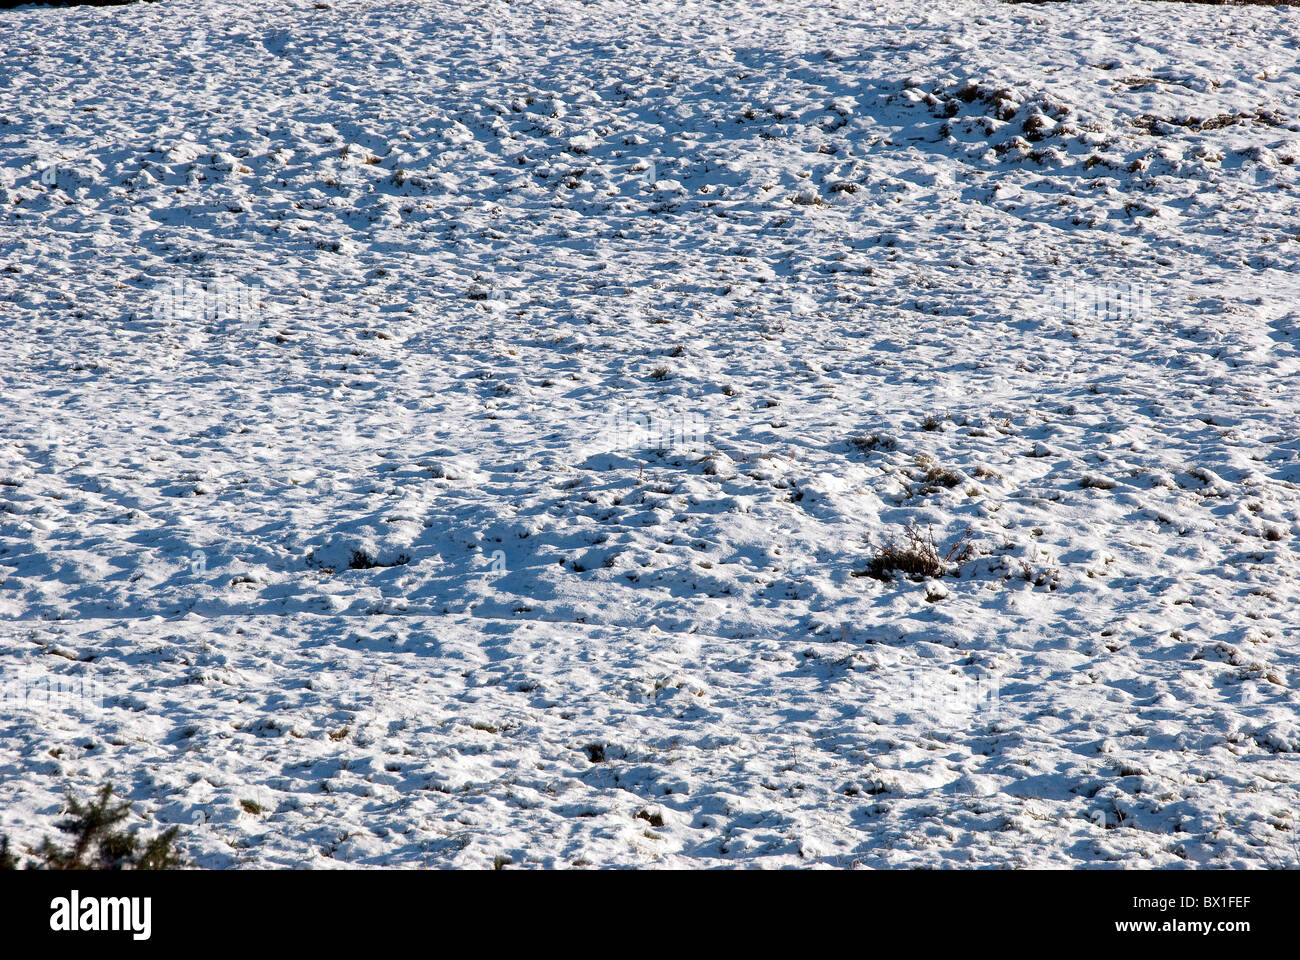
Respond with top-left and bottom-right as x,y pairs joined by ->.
1,0 -> 1299,868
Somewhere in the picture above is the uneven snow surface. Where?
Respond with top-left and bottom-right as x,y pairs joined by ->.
2,0 -> 1300,868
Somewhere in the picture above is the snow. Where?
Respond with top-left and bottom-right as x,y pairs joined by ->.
1,0 -> 1299,868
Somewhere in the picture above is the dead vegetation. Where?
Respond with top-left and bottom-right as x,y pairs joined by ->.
855,522 -> 975,582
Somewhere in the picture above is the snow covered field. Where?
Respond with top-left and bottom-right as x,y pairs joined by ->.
1,0 -> 1299,868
